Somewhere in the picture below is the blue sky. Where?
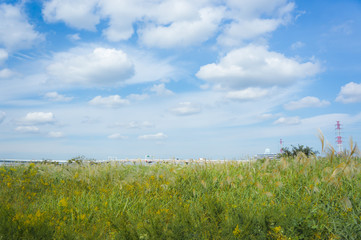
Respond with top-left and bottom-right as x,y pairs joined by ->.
1,0 -> 361,160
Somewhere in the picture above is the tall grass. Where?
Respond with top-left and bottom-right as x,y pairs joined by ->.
1,153 -> 361,239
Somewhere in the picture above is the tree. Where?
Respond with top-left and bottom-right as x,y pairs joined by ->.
280,144 -> 318,158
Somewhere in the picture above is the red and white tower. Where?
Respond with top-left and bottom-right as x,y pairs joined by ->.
335,121 -> 343,153
280,139 -> 284,153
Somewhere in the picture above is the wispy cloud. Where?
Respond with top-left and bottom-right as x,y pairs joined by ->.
170,102 -> 201,116
89,95 -> 130,108
48,131 -> 64,138
226,88 -> 270,101
138,132 -> 167,140
108,133 -> 128,140
284,96 -> 330,110
45,92 -> 73,102
274,116 -> 301,125
15,126 -> 40,133
0,111 -> 5,124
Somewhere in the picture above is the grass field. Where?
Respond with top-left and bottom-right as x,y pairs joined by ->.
1,148 -> 361,239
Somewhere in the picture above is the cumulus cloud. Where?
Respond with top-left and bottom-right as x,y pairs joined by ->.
274,116 -> 301,125
139,7 -> 224,48
15,126 -> 40,133
196,45 -> 321,89
138,132 -> 168,140
0,68 -> 14,78
43,0 -> 100,31
98,0 -> 141,41
48,131 -> 64,138
226,87 -> 269,100
108,133 -> 128,140
23,112 -> 55,125
45,92 -> 73,102
40,0 -> 295,48
47,48 -> 134,85
336,82 -> 361,103
150,83 -> 174,96
218,1 -> 294,46
0,3 -> 43,50
89,95 -> 129,108
170,102 -> 201,116
0,111 -> 5,124
284,96 -> 330,110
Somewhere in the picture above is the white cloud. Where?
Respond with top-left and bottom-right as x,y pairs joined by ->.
274,116 -> 301,125
111,121 -> 154,129
67,33 -> 81,41
23,112 -> 55,125
48,131 -> 64,138
260,113 -> 274,120
127,121 -> 154,129
291,41 -> 305,50
0,4 -> 43,50
331,20 -> 353,35
0,111 -> 5,123
127,93 -> 149,101
226,87 -> 269,100
98,0 -> 141,41
124,49 -> 177,85
218,1 -> 294,46
225,0 -> 292,17
0,68 -> 14,78
336,82 -> 361,103
0,48 -> 8,64
89,95 -> 130,108
45,92 -> 73,102
138,132 -> 168,140
15,126 -> 40,133
108,133 -> 128,140
43,0 -> 100,31
40,0 -> 295,48
47,47 -> 134,86
284,96 -> 330,110
150,83 -> 174,96
139,7 -> 224,48
218,18 -> 280,46
196,45 -> 321,89
170,102 -> 201,116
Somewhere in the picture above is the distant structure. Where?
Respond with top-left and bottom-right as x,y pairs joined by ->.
255,148 -> 278,159
264,148 -> 271,154
335,121 -> 343,153
280,139 -> 284,153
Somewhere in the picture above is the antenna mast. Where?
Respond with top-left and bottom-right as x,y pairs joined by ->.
335,121 -> 343,154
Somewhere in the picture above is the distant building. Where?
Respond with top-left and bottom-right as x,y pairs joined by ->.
254,148 -> 278,159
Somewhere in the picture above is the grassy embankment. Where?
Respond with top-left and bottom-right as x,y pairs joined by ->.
1,142 -> 361,239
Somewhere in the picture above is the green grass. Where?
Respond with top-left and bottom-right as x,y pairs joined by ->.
1,154 -> 361,239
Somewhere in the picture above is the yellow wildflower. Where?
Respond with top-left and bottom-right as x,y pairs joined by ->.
273,226 -> 282,233
233,224 -> 241,237
59,198 -> 68,208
